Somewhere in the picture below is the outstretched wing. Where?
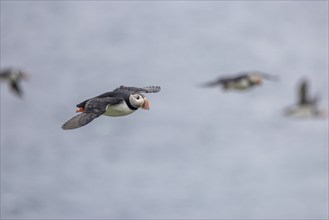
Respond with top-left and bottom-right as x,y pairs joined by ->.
62,112 -> 101,130
200,79 -> 221,87
298,79 -> 309,105
10,81 -> 23,97
62,97 -> 123,130
200,74 -> 246,88
0,69 -> 11,79
114,85 -> 161,93
256,72 -> 279,81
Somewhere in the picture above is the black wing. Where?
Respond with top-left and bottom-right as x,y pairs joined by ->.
0,69 -> 11,79
62,97 -> 123,130
61,113 -> 100,130
255,72 -> 279,81
10,81 -> 23,97
226,71 -> 279,81
298,79 -> 309,105
76,90 -> 127,107
200,79 -> 222,87
218,74 -> 248,84
114,85 -> 161,94
200,74 -> 247,87
226,74 -> 249,82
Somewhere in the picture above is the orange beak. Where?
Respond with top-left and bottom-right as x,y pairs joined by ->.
256,78 -> 263,85
142,98 -> 150,110
76,107 -> 85,113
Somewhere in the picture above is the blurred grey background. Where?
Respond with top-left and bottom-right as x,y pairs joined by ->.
1,1 -> 328,219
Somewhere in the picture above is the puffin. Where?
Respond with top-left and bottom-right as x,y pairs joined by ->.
201,71 -> 278,91
284,78 -> 327,118
0,68 -> 29,97
62,85 -> 161,130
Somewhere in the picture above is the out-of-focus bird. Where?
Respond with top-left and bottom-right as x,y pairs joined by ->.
201,71 -> 278,91
62,85 -> 161,130
284,78 -> 327,118
0,68 -> 29,97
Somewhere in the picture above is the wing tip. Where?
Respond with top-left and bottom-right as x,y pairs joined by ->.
62,112 -> 100,130
61,114 -> 85,130
152,86 -> 161,92
61,122 -> 79,130
143,86 -> 161,93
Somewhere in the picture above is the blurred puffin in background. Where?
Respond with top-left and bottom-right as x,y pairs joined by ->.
284,78 -> 327,118
62,85 -> 161,130
0,68 -> 29,97
201,71 -> 278,92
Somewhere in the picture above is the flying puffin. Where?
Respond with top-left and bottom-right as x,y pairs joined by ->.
62,85 -> 161,130
201,71 -> 278,91
0,68 -> 29,97
284,78 -> 327,118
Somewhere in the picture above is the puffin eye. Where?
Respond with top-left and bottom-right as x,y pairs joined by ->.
136,95 -> 140,100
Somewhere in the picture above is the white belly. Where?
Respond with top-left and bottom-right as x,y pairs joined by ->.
285,105 -> 317,118
229,80 -> 250,90
103,102 -> 136,117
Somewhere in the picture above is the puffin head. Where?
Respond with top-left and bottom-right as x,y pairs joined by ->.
249,74 -> 262,85
129,94 -> 150,110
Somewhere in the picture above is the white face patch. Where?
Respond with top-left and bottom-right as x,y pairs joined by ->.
129,94 -> 144,108
249,75 -> 262,84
